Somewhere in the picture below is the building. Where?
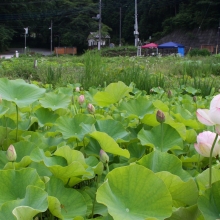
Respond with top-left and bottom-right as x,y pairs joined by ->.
87,32 -> 110,48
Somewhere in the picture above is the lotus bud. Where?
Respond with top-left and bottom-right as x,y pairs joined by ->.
78,95 -> 85,105
99,149 -> 109,164
193,96 -> 197,103
167,90 -> 172,99
156,110 -> 165,123
0,95 -> 2,104
6,145 -> 17,162
75,87 -> 80,92
87,103 -> 95,114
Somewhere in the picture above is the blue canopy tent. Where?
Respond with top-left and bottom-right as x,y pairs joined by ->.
158,41 -> 185,56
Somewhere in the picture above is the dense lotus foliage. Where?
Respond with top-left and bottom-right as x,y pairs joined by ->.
0,78 -> 220,220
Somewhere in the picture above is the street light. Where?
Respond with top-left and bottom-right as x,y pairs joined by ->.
49,20 -> 53,54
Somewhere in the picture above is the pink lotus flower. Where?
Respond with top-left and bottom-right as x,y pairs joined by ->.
6,145 -> 17,162
196,94 -> 220,134
194,131 -> 220,157
78,95 -> 85,105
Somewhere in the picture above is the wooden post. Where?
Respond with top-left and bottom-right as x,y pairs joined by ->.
34,60 -> 37,68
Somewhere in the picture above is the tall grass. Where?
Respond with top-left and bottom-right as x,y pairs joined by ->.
1,50 -> 220,96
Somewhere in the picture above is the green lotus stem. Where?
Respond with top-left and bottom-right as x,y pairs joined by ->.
197,154 -> 201,173
91,175 -> 100,218
161,123 -> 164,152
4,116 -> 8,142
16,105 -> 18,142
106,163 -> 109,174
209,133 -> 218,188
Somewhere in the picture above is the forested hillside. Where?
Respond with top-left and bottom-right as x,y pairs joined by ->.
0,0 -> 220,52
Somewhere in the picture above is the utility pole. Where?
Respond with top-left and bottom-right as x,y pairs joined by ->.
119,7 -> 122,46
134,0 -> 139,47
50,20 -> 53,54
24,27 -> 28,54
98,0 -> 102,50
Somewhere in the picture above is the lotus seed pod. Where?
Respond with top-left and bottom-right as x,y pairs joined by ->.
6,145 -> 17,162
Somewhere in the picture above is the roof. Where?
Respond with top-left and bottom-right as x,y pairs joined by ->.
141,43 -> 158,48
158,41 -> 184,48
87,32 -> 110,40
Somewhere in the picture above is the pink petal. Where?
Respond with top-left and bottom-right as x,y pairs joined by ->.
196,109 -> 215,126
209,108 -> 220,125
210,94 -> 220,109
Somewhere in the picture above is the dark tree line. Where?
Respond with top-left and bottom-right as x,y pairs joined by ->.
0,0 -> 220,52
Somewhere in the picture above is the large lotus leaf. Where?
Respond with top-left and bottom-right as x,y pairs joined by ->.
78,189 -> 93,217
118,97 -> 154,119
29,162 -> 52,177
30,148 -> 92,186
197,180 -> 220,220
54,145 -> 87,167
85,156 -> 104,175
128,142 -> 146,159
34,107 -> 59,127
4,141 -> 36,169
141,113 -> 186,140
89,131 -> 130,158
39,92 -> 71,111
0,168 -> 45,206
56,87 -> 73,96
0,151 -> 8,169
137,151 -> 191,181
141,113 -> 160,126
0,105 -> 9,118
138,124 -> 183,152
0,185 -> 48,220
30,147 -> 67,166
165,115 -> 186,140
165,205 -> 201,220
55,114 -> 96,141
95,119 -> 130,142
96,164 -> 172,220
153,100 -> 169,112
13,185 -> 48,220
0,78 -> 45,108
195,167 -> 220,194
84,138 -> 101,157
94,81 -> 132,107
156,171 -> 198,207
46,177 -> 87,219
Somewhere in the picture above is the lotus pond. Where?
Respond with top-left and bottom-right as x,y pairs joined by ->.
0,77 -> 220,220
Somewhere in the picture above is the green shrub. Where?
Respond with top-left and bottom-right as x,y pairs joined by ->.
188,48 -> 211,57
